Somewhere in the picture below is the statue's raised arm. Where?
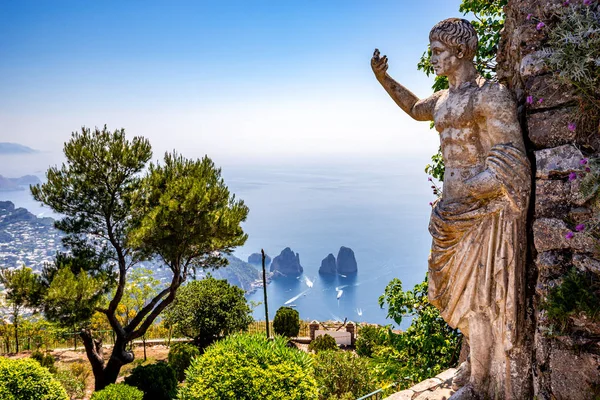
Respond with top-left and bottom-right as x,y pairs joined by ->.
371,49 -> 441,122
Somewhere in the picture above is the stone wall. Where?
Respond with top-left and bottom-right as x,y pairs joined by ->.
498,1 -> 600,399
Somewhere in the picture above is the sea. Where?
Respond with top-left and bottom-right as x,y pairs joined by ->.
1,152 -> 435,330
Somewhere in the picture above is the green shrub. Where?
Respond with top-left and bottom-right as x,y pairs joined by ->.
178,333 -> 318,400
31,350 -> 57,373
168,342 -> 200,381
355,325 -> 387,358
314,350 -> 378,400
91,383 -> 144,400
124,362 -> 178,400
308,334 -> 337,353
0,357 -> 68,400
273,306 -> 300,337
54,361 -> 90,399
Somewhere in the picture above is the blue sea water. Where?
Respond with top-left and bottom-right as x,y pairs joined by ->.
1,154 -> 435,329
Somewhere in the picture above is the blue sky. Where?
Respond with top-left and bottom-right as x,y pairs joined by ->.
1,1 -> 463,163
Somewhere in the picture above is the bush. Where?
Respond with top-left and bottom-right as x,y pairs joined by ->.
355,325 -> 386,357
168,342 -> 200,381
124,362 -> 178,400
308,334 -> 337,353
273,306 -> 300,337
54,362 -> 90,400
31,350 -> 57,373
314,350 -> 378,400
178,333 -> 318,400
0,357 -> 68,400
91,383 -> 144,400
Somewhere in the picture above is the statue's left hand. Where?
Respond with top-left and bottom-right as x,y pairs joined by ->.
371,48 -> 388,80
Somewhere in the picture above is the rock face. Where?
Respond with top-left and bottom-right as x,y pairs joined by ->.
319,253 -> 337,275
497,1 -> 600,398
247,252 -> 271,266
270,247 -> 303,278
336,246 -> 357,274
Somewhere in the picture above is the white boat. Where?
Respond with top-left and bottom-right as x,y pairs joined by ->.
336,289 -> 343,299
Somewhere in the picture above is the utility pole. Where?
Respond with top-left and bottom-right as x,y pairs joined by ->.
261,249 -> 270,339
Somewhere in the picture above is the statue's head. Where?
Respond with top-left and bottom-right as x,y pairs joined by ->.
429,18 -> 478,77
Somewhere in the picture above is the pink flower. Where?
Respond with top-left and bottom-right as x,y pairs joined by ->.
565,231 -> 574,239
585,167 -> 591,172
575,224 -> 586,232
536,22 -> 545,31
538,98 -> 544,104
563,0 -> 570,5
583,0 -> 592,5
526,96 -> 534,104
568,172 -> 578,181
580,158 -> 588,165
428,177 -> 433,181
568,122 -> 577,132
429,202 -> 433,206
526,13 -> 533,20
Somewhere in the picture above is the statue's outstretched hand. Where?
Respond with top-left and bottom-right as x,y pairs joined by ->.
371,49 -> 388,80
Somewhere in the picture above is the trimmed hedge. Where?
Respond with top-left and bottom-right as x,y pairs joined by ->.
91,383 -> 144,400
273,306 -> 300,337
124,362 -> 178,400
308,334 -> 338,353
0,357 -> 68,400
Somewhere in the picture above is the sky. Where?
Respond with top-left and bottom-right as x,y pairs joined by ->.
0,0 -> 463,165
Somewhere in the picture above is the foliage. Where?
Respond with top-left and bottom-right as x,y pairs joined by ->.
541,2 -> 600,112
273,306 -> 300,338
44,266 -> 104,330
168,342 -> 200,382
308,334 -> 338,353
54,362 -> 90,400
313,350 -> 378,400
124,362 -> 178,400
178,333 -> 317,400
91,383 -> 144,400
164,277 -> 253,348
355,325 -> 388,358
375,276 -> 462,387
424,148 -> 445,183
0,357 -> 68,400
542,268 -> 600,332
31,126 -> 248,389
31,350 -> 57,373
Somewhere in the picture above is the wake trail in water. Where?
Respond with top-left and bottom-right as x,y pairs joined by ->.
284,289 -> 311,305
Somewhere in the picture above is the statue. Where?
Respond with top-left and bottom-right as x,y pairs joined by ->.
372,18 -> 531,398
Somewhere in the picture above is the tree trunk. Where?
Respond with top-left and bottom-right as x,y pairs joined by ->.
143,335 -> 147,361
14,320 -> 19,354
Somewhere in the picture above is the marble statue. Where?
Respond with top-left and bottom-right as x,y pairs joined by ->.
372,18 -> 531,398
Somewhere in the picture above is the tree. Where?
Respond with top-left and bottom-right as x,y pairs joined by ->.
375,276 -> 462,386
31,126 -> 248,390
0,266 -> 43,353
164,276 -> 253,348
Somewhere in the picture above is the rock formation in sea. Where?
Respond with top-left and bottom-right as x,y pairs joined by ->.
319,253 -> 337,275
336,246 -> 357,274
270,247 -> 303,278
248,252 -> 271,266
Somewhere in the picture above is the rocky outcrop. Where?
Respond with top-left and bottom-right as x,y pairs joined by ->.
270,247 -> 303,278
336,246 -> 357,274
319,253 -> 337,275
247,252 -> 271,266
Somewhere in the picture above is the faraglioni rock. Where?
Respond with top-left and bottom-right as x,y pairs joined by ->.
336,246 -> 357,274
319,253 -> 337,275
270,247 -> 303,278
248,252 -> 271,266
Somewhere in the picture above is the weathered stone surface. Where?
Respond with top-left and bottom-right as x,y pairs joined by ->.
448,386 -> 479,400
550,347 -> 600,400
533,218 -> 596,252
525,74 -> 577,111
385,389 -> 414,400
435,368 -> 457,383
270,247 -> 303,277
336,246 -> 357,274
535,179 -> 589,218
318,253 -> 337,275
519,51 -> 549,78
573,253 -> 600,275
535,145 -> 584,179
528,108 -> 577,149
410,377 -> 443,393
247,252 -> 270,265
